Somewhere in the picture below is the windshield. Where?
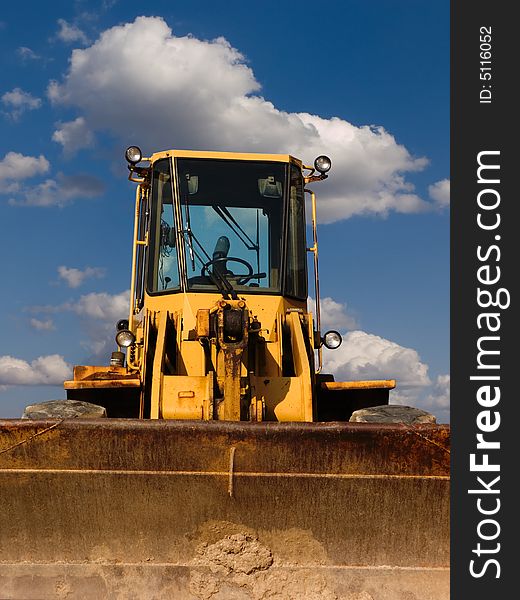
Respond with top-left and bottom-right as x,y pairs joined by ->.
177,158 -> 286,294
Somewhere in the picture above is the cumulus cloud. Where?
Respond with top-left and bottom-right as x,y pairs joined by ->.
424,374 -> 450,411
428,178 -> 450,208
2,87 -> 42,120
52,116 -> 95,155
308,296 -> 358,331
0,354 -> 72,386
47,16 -> 437,222
66,290 -> 130,363
31,290 -> 129,321
319,317 -> 449,422
65,290 -> 130,321
30,290 -> 130,364
0,152 -> 49,182
324,330 -> 431,388
8,172 -> 105,207
394,373 -> 450,423
58,265 -> 106,288
56,19 -> 89,45
30,318 -> 55,331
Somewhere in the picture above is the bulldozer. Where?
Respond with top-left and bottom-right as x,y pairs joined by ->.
0,148 -> 450,599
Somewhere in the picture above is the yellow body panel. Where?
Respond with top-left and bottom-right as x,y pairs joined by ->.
161,374 -> 213,419
149,148 -> 303,168
137,292 -> 313,421
64,366 -> 140,389
138,291 -> 307,375
322,379 -> 396,391
261,311 -> 314,422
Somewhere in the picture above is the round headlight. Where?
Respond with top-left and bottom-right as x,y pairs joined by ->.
322,330 -> 342,349
125,146 -> 142,164
116,319 -> 129,331
116,329 -> 136,348
314,155 -> 332,173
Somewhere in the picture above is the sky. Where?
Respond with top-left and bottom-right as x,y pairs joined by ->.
0,0 -> 449,421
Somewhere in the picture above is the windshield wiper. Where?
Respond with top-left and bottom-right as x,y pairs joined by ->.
211,204 -> 261,286
212,205 -> 258,251
181,228 -> 235,300
183,196 -> 196,271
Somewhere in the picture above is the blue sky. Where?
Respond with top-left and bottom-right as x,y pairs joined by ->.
0,0 -> 449,420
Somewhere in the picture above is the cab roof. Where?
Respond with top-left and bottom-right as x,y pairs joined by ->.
149,148 -> 303,169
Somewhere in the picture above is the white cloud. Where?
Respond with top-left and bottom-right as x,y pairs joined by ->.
2,87 -> 42,120
319,314 -> 449,422
31,290 -> 129,322
424,373 -> 450,411
64,290 -> 130,363
52,116 -> 95,155
56,19 -> 89,45
58,265 -> 106,288
394,373 -> 450,424
308,296 -> 358,331
0,354 -> 72,386
29,290 -> 130,366
0,152 -> 49,182
65,290 -> 130,321
324,330 -> 431,388
17,46 -> 41,61
0,151 -> 102,207
8,172 -> 104,207
428,178 -> 450,208
47,16 -> 437,222
30,318 -> 55,331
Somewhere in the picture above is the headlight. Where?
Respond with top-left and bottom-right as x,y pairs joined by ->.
116,319 -> 129,331
322,330 -> 342,349
314,155 -> 332,173
125,146 -> 142,164
116,329 -> 136,348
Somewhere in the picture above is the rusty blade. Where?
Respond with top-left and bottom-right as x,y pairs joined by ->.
0,419 -> 450,583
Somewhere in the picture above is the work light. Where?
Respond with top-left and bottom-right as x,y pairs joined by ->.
125,146 -> 143,164
322,330 -> 342,349
314,155 -> 332,173
116,329 -> 136,348
116,319 -> 129,331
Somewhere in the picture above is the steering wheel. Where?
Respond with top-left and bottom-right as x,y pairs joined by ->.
201,256 -> 254,285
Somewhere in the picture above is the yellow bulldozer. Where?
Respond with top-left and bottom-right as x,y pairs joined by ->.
0,148 -> 450,599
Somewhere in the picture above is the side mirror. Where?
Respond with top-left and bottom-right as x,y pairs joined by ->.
258,176 -> 282,198
161,222 -> 176,248
186,174 -> 199,194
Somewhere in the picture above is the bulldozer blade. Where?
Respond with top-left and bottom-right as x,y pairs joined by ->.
0,419 -> 450,600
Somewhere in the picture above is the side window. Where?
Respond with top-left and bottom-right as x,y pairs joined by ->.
285,165 -> 307,299
149,159 -> 181,293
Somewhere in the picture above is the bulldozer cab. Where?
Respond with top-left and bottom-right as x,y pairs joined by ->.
141,151 -> 309,308
148,156 -> 305,300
